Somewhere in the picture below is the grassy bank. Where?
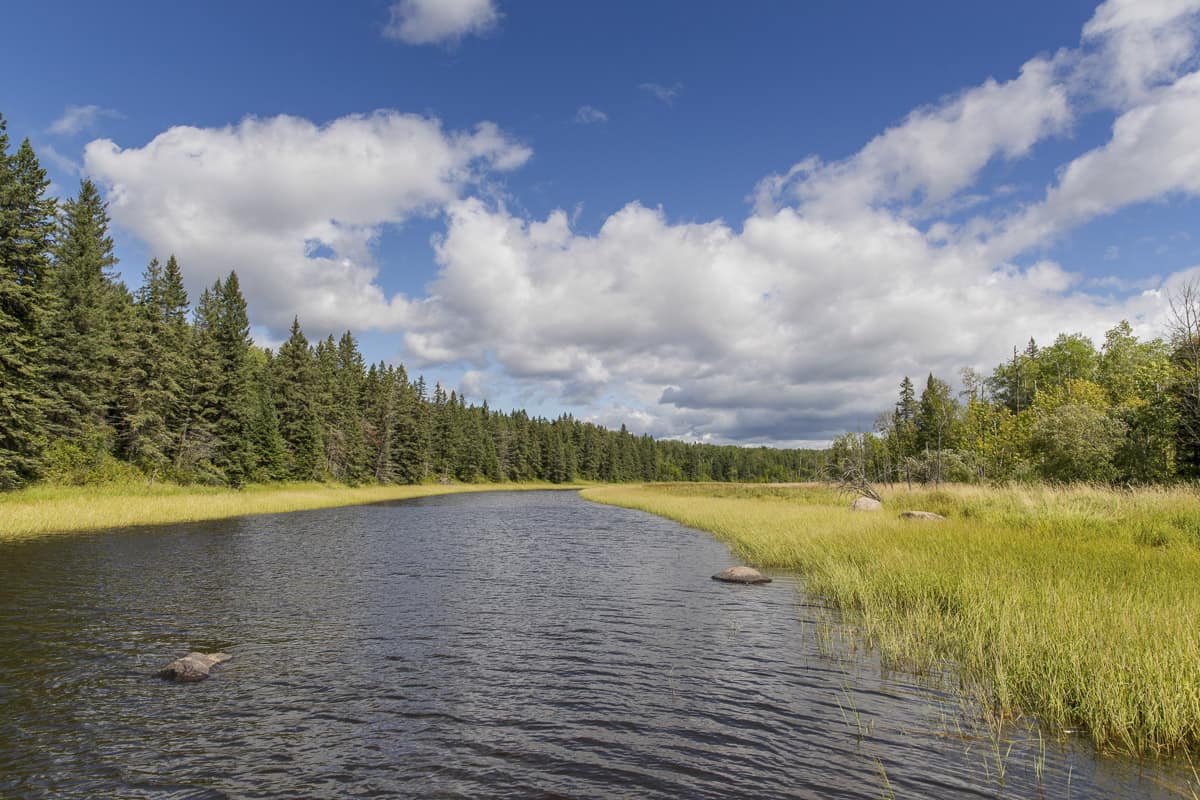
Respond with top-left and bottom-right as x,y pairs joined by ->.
0,481 -> 580,541
583,482 -> 1200,757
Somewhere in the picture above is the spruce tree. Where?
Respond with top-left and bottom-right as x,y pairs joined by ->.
274,317 -> 323,480
314,335 -> 339,477
0,126 -> 55,486
362,362 -> 395,482
120,257 -> 191,474
334,331 -> 368,483
211,271 -> 256,485
249,351 -> 288,481
176,284 -> 223,480
44,178 -> 124,442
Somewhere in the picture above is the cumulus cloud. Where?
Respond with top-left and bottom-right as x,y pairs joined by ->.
384,0 -> 499,45
83,0 -> 1200,444
84,111 -> 530,333
981,68 -> 1200,262
390,0 -> 1200,443
49,104 -> 122,136
574,105 -> 609,124
1081,0 -> 1200,104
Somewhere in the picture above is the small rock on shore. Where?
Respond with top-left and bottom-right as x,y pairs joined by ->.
712,566 -> 772,584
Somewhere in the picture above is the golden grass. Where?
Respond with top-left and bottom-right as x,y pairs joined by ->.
0,480 -> 581,541
582,482 -> 1200,757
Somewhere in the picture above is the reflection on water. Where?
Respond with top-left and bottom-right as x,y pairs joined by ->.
0,490 -> 1191,798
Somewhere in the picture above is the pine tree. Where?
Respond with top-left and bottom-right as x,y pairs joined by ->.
0,126 -> 55,487
43,178 -> 125,443
211,271 -> 256,485
916,373 -> 959,484
391,369 -> 430,484
362,362 -> 396,482
274,317 -> 323,480
334,331 -> 368,483
314,335 -> 339,477
249,351 -> 287,481
120,257 -> 191,474
176,284 -> 222,481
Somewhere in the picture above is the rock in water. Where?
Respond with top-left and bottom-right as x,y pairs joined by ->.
850,497 -> 883,512
712,566 -> 772,584
900,510 -> 946,521
159,652 -> 232,683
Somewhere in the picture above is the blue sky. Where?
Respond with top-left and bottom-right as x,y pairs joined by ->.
2,0 -> 1199,445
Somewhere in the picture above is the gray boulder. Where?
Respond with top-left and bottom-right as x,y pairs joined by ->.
850,497 -> 883,512
712,566 -> 772,584
159,652 -> 232,683
900,510 -> 946,521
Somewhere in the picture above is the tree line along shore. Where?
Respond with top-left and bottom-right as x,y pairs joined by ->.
832,312 -> 1200,487
0,116 -> 817,493
7,109 -> 1200,497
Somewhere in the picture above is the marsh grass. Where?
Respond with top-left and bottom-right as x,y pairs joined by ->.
583,482 -> 1200,757
0,480 -> 580,541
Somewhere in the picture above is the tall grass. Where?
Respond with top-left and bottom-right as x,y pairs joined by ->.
583,482 -> 1200,757
0,481 -> 579,541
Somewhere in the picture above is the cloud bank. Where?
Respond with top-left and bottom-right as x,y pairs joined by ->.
84,0 -> 1200,445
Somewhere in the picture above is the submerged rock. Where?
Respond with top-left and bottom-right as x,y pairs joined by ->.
159,652 -> 232,683
712,566 -> 772,584
900,510 -> 946,521
849,497 -> 883,512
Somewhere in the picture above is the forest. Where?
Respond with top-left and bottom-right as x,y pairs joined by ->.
832,313 -> 1200,484
0,117 -> 819,490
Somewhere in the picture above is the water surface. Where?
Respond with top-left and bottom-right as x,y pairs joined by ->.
0,490 -> 1190,798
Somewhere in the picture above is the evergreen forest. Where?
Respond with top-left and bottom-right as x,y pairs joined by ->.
0,118 -> 818,490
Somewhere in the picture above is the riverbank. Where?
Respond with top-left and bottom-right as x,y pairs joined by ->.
582,482 -> 1200,757
0,481 -> 582,541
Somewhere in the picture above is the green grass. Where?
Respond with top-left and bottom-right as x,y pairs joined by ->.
0,480 -> 582,541
582,482 -> 1200,758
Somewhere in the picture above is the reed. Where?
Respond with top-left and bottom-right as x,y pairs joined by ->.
0,481 -> 579,541
582,482 -> 1200,757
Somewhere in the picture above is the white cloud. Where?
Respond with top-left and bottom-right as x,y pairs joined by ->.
574,105 -> 609,124
1081,0 -> 1200,104
83,111 -> 529,334
638,82 -> 682,105
396,194 -> 1165,443
82,0 -> 1200,445
981,69 -> 1200,262
386,1 -> 1200,444
384,0 -> 499,45
1105,244 -> 1121,261
49,104 -> 122,136
758,55 -> 1073,218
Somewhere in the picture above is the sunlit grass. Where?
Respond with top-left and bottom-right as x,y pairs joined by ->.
0,480 -> 582,541
582,482 -> 1200,757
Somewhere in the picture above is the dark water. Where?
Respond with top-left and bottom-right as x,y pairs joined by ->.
0,490 -> 1191,798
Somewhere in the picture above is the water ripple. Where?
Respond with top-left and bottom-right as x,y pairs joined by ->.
0,490 -> 1192,798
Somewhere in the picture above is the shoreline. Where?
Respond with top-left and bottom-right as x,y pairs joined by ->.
581,482 -> 1200,759
0,481 -> 585,541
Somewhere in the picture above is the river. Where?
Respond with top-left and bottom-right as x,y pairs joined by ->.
0,490 -> 1189,798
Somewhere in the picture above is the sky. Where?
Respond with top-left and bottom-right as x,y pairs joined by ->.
2,0 -> 1199,447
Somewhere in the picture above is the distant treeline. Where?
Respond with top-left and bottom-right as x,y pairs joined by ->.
833,314 -> 1200,484
0,117 -> 821,489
